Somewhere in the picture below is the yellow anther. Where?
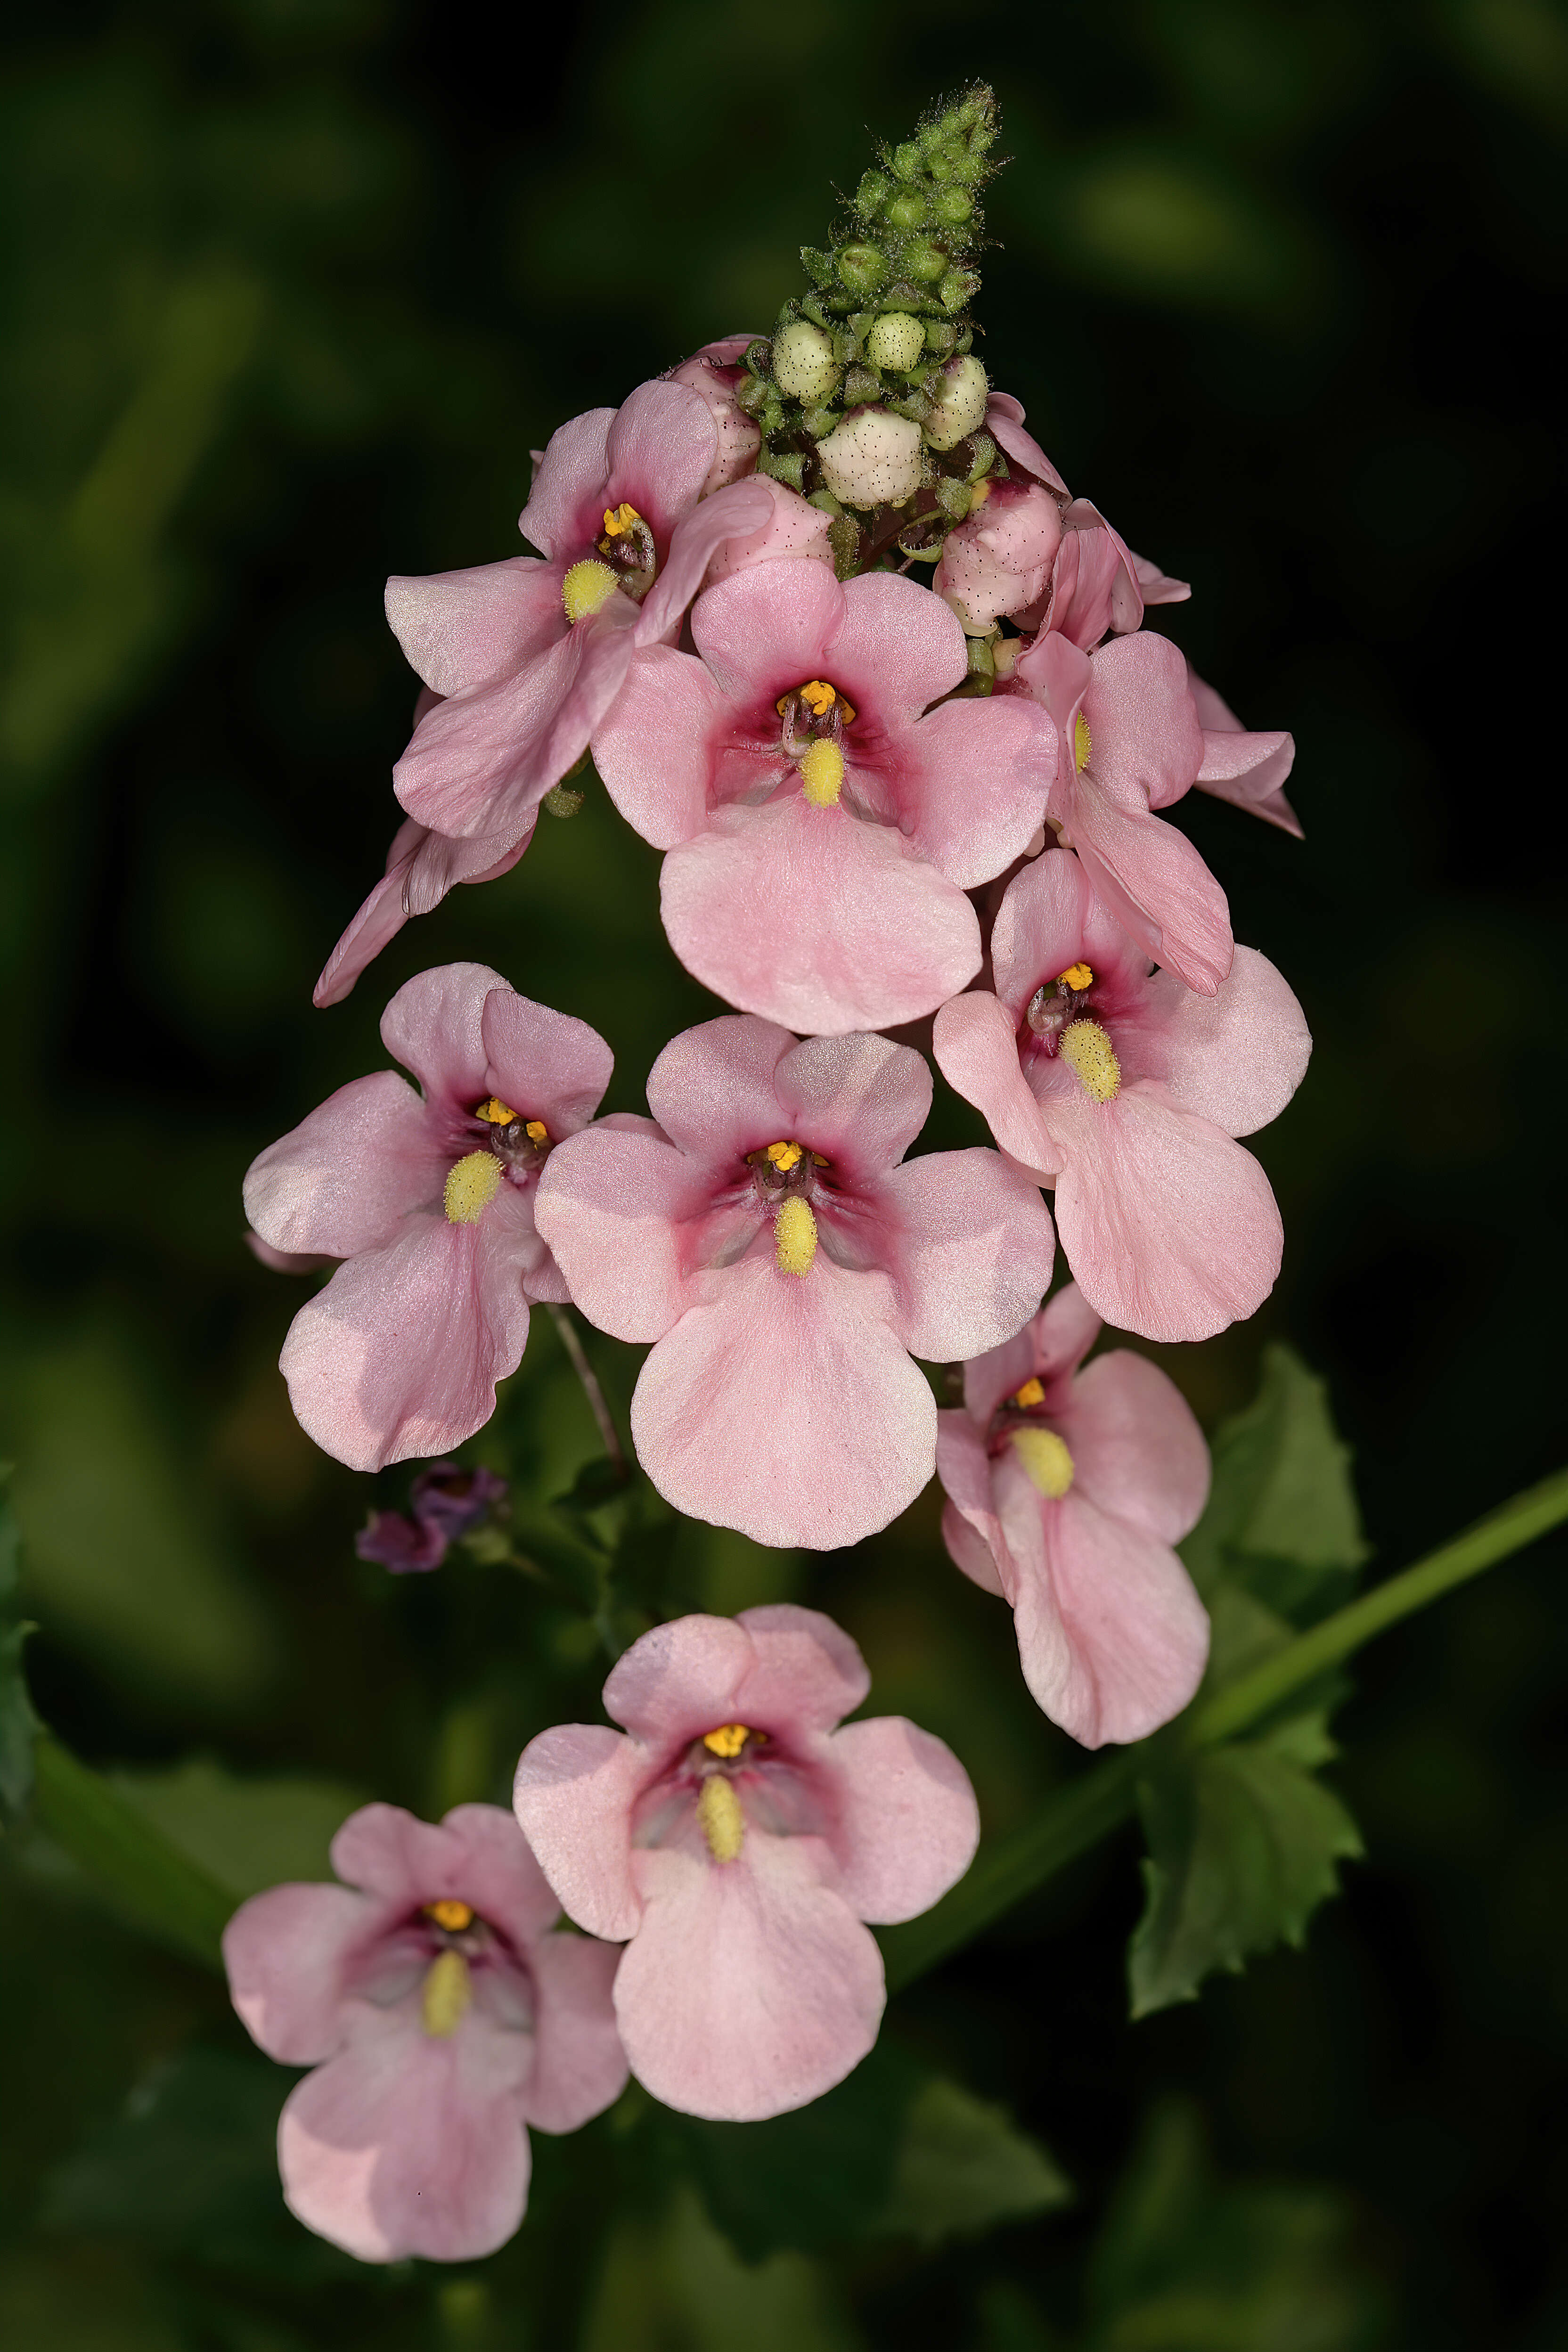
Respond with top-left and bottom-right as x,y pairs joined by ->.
811,1152 -> 829,1166
562,558 -> 620,624
421,1948 -> 472,2038
476,1097 -> 517,1125
524,1119 -> 548,1144
702,1723 -> 751,1759
424,1898 -> 475,1933
1074,711 -> 1093,772
969,478 -> 993,507
697,1773 -> 746,1863
1011,1377 -> 1046,1410
602,502 -> 642,538
444,1150 -> 504,1225
800,679 -> 837,716
1057,963 -> 1094,993
765,1140 -> 803,1171
775,1195 -> 818,1276
800,739 -> 845,808
1013,1426 -> 1076,1499
1058,1018 -> 1122,1103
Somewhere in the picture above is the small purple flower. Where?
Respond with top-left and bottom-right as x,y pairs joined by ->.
357,1463 -> 509,1575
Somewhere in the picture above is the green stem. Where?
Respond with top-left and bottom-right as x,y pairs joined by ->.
32,1732 -> 234,1971
882,1465 -> 1568,1996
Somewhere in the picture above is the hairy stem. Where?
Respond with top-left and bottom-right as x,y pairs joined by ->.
548,1304 -> 627,1479
881,1464 -> 1568,1995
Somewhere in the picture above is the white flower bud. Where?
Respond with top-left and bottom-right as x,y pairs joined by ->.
923,354 -> 989,451
815,408 -> 923,508
865,311 -> 926,372
772,320 -> 841,403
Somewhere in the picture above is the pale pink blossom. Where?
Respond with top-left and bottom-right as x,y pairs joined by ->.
532,1017 -> 1056,1548
245,964 -> 612,1470
933,478 -> 1063,630
937,1285 -> 1210,1745
932,848 -> 1310,1343
513,1606 -> 978,2121
665,334 -> 764,493
223,1802 -> 626,2263
1189,668 -> 1303,836
387,381 -> 771,849
591,560 -> 1056,1034
1013,629 -> 1233,996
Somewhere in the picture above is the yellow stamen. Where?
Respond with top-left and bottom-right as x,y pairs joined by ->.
702,1723 -> 751,1758
1057,963 -> 1093,993
800,739 -> 844,808
424,1897 -> 475,1933
697,1773 -> 746,1863
811,1152 -> 829,1166
524,1119 -> 548,1144
775,1195 -> 817,1276
1013,1426 -> 1075,1499
765,1140 -> 803,1171
1074,711 -> 1093,772
444,1150 -> 504,1225
969,478 -> 993,507
602,502 -> 642,538
1011,1377 -> 1046,1409
476,1097 -> 517,1125
1058,1018 -> 1121,1103
562,558 -> 619,623
421,1948 -> 472,2038
800,679 -> 836,716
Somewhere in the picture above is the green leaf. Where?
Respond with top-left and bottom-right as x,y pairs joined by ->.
1128,1711 -> 1364,2017
41,2044 -> 361,2285
582,2187 -> 863,2352
878,2073 -> 1072,2246
1182,1344 -> 1369,1623
110,1756 -> 366,1900
0,1465 -> 40,1823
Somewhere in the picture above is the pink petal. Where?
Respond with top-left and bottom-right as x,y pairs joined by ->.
330,1801 -> 447,1902
1130,549 -> 1192,605
629,1249 -> 936,1550
278,2006 -> 532,2262
1082,631 -> 1204,810
957,1282 -> 1103,1428
734,1602 -> 871,1731
936,1412 -> 1007,1595
432,1803 -> 564,1949
983,396 -> 1070,495
827,1716 -> 979,1922
642,1013 -> 796,1172
613,1835 -> 884,2120
518,407 -> 614,562
400,817 -> 538,917
941,1495 -> 1007,1597
1189,669 -> 1301,834
246,1231 -> 334,1276
1050,1086 -> 1285,1343
380,960 -> 501,1111
899,694 -> 1057,888
819,569 -> 967,729
701,477 -> 834,588
635,475 -> 777,645
512,1725 -> 645,1943
659,795 -> 982,1036
1069,777 -> 1235,996
1141,946 -> 1311,1137
879,1148 -> 1055,1362
988,846 -> 1143,1021
314,820 -> 538,1008
278,1208 -> 532,1470
1062,1350 -> 1210,1545
223,1882 -> 376,2065
590,644 -> 731,849
689,557 -> 845,705
519,1932 -> 628,2133
244,1072 -> 443,1259
480,992 -> 613,1140
603,378 -> 719,538
773,1030 -> 931,1183
996,1462 -> 1209,1746
1048,501 -> 1144,647
603,1611 -> 758,1742
532,1125 -> 702,1345
384,557 -> 564,697
931,993 -> 1061,1181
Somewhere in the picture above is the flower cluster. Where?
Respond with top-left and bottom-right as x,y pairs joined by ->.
237,87 -> 1314,2261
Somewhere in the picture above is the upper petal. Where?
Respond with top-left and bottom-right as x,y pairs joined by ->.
635,475 -> 777,645
690,557 -> 845,706
824,569 -> 967,729
982,395 -> 1070,494
898,694 -> 1057,889
243,1071 -> 442,1260
518,406 -> 614,561
644,1013 -> 797,1173
733,1602 -> 871,1732
1068,781 -> 1234,997
512,1724 -> 645,1943
385,557 -> 564,698
827,1715 -> 979,1923
959,1280 -> 1103,1428
481,992 -> 613,1140
1063,1349 -> 1210,1546
878,1148 -> 1055,1363
773,1030 -> 932,1183
380,960 -> 503,1112
1083,631 -> 1204,810
603,378 -> 719,538
433,1802 -> 564,1949
602,1612 -> 758,1744
591,644 -> 729,849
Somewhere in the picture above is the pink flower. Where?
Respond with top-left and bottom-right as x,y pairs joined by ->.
387,381 -> 772,848
936,1285 -> 1210,1745
933,477 -> 1063,630
532,1017 -> 1056,1548
665,334 -> 765,493
513,1606 -> 978,2121
1190,668 -> 1303,837
245,964 -> 612,1470
932,848 -> 1310,1343
1011,628 -> 1233,996
591,560 -> 1056,1034
355,1461 -> 508,1574
223,1802 -> 627,2263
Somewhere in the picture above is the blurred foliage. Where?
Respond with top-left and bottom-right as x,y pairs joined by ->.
2,0 -> 1567,2346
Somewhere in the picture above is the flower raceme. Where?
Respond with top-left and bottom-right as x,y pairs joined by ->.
532,1016 -> 1057,1549
933,848 -> 1311,1344
513,1606 -> 979,2121
222,1803 -> 627,2262
591,558 -> 1056,1035
244,964 -> 612,1470
356,1460 -> 508,1573
936,1285 -> 1210,1745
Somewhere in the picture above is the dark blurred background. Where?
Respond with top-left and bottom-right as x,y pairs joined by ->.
2,1 -> 1566,2345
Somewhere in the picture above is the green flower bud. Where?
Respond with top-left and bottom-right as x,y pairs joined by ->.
932,186 -> 973,228
865,312 -> 926,371
806,489 -> 843,516
966,432 -> 996,482
758,449 -> 807,491
924,319 -> 958,357
935,475 -> 973,521
905,241 -> 948,286
923,355 -> 989,451
855,171 -> 891,217
800,404 -> 841,438
743,339 -> 772,377
892,140 -> 923,180
543,783 -> 584,817
827,513 -> 861,580
836,243 -> 887,299
885,191 -> 927,231
773,318 -> 841,403
939,268 -> 980,314
842,362 -> 883,406
735,375 -> 772,419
